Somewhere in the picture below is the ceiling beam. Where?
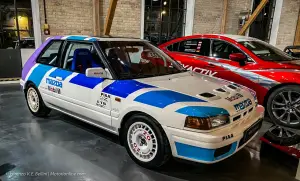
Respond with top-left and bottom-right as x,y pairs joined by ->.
104,0 -> 118,35
221,0 -> 228,34
93,0 -> 101,36
238,0 -> 268,35
294,9 -> 300,45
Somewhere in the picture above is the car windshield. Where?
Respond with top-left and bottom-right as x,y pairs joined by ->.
98,41 -> 186,79
239,40 -> 300,61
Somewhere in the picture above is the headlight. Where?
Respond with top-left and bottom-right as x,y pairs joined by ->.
184,115 -> 230,130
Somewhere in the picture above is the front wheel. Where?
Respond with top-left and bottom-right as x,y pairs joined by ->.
123,114 -> 171,169
267,85 -> 300,128
264,125 -> 300,146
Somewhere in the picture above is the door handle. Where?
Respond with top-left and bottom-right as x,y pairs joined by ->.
55,76 -> 63,81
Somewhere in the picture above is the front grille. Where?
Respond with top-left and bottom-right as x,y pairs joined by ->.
214,144 -> 232,158
249,107 -> 253,113
233,115 -> 241,121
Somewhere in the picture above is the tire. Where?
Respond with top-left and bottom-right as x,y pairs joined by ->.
267,85 -> 300,128
263,125 -> 300,146
25,83 -> 51,117
122,113 -> 171,169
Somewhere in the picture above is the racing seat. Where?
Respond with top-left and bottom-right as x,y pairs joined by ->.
71,48 -> 100,73
107,48 -> 130,73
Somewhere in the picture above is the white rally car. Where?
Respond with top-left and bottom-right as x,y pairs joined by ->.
21,35 -> 264,168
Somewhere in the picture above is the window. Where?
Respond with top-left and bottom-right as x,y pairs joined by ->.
211,40 -> 243,60
239,40 -> 299,61
144,0 -> 187,45
61,42 -> 104,73
98,41 -> 185,80
37,41 -> 63,66
168,39 -> 210,56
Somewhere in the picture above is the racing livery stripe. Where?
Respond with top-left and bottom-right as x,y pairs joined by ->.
102,80 -> 156,98
49,69 -> 73,80
66,36 -> 88,40
175,142 -> 237,162
175,106 -> 229,117
134,90 -> 206,108
69,74 -> 104,89
27,64 -> 53,87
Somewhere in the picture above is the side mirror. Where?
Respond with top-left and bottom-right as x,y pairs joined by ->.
85,67 -> 108,79
229,53 -> 247,66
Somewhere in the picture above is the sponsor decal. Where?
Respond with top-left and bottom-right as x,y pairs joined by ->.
48,86 -> 61,94
222,134 -> 233,141
234,99 -> 252,112
225,93 -> 243,102
96,93 -> 111,108
46,78 -> 62,88
179,62 -> 217,76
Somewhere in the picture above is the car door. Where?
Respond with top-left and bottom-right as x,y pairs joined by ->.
163,38 -> 221,76
35,40 -> 64,106
201,39 -> 262,90
51,41 -> 112,127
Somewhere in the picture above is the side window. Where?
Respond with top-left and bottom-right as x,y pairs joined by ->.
167,42 -> 180,51
61,42 -> 104,73
37,41 -> 63,66
211,40 -> 242,60
168,39 -> 210,56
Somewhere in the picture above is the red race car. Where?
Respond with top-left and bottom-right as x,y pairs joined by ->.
160,34 -> 300,144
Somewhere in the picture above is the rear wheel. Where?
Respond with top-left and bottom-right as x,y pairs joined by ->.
267,85 -> 300,128
25,84 -> 51,117
123,114 -> 171,169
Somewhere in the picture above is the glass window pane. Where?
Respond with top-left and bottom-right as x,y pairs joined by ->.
38,41 -> 63,66
144,0 -> 186,45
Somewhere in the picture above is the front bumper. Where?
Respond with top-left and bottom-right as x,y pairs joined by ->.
162,105 -> 265,164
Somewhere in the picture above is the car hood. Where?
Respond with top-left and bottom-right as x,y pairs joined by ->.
138,72 -> 256,117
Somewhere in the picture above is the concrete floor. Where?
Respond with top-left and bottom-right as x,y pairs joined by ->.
0,84 -> 298,181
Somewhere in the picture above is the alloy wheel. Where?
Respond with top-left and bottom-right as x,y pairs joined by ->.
127,122 -> 158,162
272,91 -> 300,126
27,87 -> 40,113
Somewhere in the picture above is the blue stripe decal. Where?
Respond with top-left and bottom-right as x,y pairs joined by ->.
176,106 -> 229,117
69,74 -> 104,89
134,90 -> 206,108
66,36 -> 88,40
102,80 -> 156,98
27,64 -> 53,87
49,69 -> 73,80
175,142 -> 237,162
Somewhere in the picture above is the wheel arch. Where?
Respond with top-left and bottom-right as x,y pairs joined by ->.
118,111 -> 165,146
24,80 -> 35,92
263,83 -> 300,112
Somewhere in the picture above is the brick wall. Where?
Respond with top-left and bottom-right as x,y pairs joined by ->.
99,0 -> 141,38
226,0 -> 252,34
276,0 -> 300,50
193,0 -> 224,34
193,0 -> 252,34
39,0 -> 94,40
39,0 -> 141,40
